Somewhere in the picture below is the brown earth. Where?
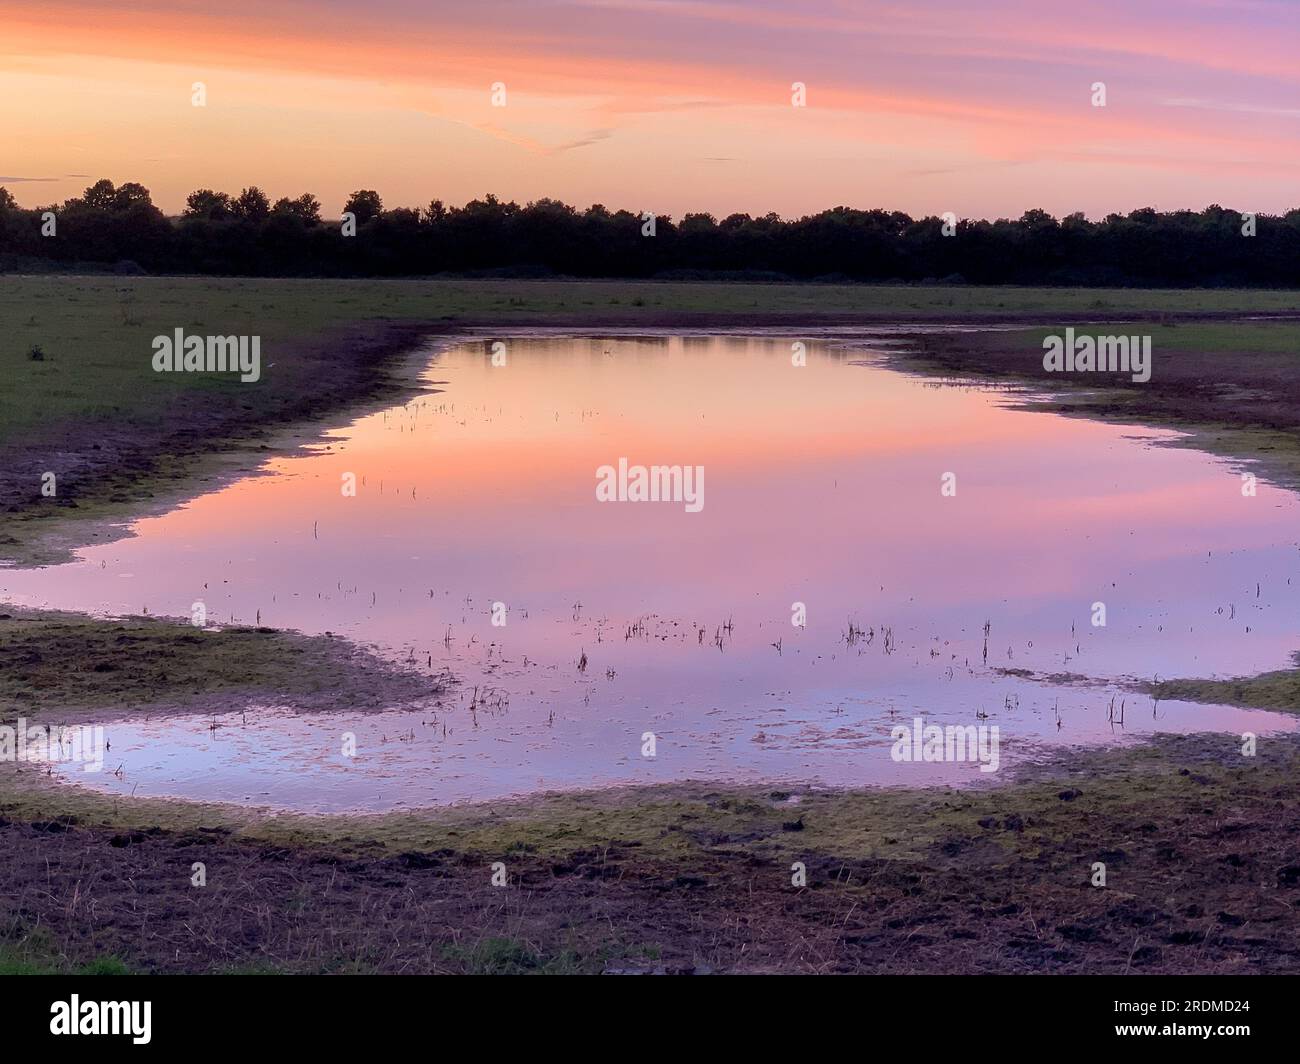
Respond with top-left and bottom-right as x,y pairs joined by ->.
3,734 -> 1298,974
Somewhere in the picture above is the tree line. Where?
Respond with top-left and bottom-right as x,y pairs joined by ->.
2,178 -> 1298,286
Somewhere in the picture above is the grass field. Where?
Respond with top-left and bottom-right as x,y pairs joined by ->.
5,274 -> 1300,445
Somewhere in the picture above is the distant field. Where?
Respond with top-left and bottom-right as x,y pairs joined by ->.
3,275 -> 1300,441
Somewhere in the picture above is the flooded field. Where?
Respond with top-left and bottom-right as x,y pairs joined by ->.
4,330 -> 1297,811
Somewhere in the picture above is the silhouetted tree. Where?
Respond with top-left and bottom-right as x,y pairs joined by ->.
184,189 -> 233,221
3,186 -> 1299,285
272,193 -> 321,225
233,186 -> 271,222
113,182 -> 154,210
343,190 -> 383,225
80,179 -> 120,211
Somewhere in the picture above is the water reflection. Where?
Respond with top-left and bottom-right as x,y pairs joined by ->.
4,331 -> 1297,810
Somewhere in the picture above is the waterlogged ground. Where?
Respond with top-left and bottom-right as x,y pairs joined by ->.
4,330 -> 1298,811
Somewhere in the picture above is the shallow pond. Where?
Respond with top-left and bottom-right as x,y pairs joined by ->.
4,329 -> 1298,811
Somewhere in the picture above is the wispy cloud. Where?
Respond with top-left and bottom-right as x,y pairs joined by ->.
1160,97 -> 1300,119
552,128 -> 614,153
3,0 -> 1299,216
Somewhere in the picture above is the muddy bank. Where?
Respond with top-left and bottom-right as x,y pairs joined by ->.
2,732 -> 1297,974
996,663 -> 1300,715
1139,654 -> 1300,713
0,320 -> 443,566
0,608 -> 448,721
882,325 -> 1300,493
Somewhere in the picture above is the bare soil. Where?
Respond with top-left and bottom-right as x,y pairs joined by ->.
3,734 -> 1297,974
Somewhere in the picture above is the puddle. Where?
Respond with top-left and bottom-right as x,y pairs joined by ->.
4,330 -> 1297,810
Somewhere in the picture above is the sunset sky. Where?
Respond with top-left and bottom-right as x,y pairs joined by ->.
2,0 -> 1298,220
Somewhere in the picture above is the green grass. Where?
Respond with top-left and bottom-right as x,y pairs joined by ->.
442,938 -> 586,975
0,607 -> 443,719
1143,660 -> 1300,712
3,275 -> 1298,442
0,924 -> 131,975
1007,318 -> 1300,358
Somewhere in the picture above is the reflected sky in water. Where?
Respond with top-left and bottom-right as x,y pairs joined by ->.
4,331 -> 1298,810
